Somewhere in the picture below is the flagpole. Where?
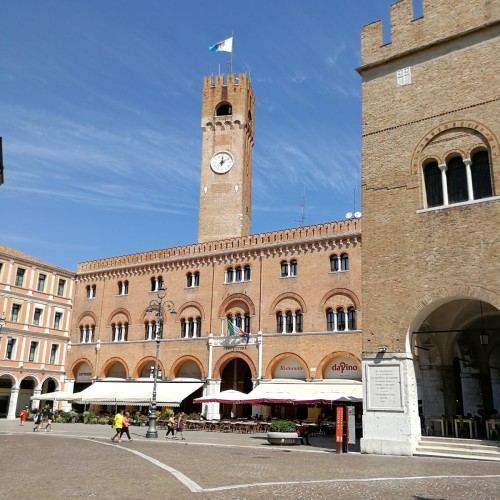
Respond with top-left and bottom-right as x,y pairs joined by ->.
230,31 -> 234,74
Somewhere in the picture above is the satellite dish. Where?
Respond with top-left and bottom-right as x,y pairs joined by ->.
345,212 -> 353,219
354,211 -> 362,218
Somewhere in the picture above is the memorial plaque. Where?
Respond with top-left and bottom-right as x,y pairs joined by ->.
366,364 -> 403,411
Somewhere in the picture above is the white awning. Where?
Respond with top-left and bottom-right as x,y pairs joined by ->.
72,378 -> 203,407
30,390 -> 78,401
244,379 -> 363,404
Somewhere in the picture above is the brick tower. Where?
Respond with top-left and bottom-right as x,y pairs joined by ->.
358,0 -> 499,456
198,73 -> 255,243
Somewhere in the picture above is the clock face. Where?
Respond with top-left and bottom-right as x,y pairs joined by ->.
210,151 -> 234,174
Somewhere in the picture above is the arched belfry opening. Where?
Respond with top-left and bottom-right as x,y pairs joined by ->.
216,103 -> 232,116
412,298 -> 500,437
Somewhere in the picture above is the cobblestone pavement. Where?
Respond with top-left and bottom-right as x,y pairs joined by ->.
1,420 -> 499,499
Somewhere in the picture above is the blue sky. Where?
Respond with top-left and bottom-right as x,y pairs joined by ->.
1,0 -> 407,270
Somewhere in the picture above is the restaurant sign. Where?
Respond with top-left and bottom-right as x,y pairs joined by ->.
76,363 -> 92,382
324,356 -> 361,380
273,357 -> 306,379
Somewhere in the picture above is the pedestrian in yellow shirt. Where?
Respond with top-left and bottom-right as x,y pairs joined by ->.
111,410 -> 124,442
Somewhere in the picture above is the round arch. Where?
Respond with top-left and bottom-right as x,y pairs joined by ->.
218,293 -> 256,317
213,351 -> 257,380
265,352 -> 310,380
411,119 -> 500,175
76,311 -> 99,325
133,357 -> 166,379
269,293 -> 307,315
107,307 -> 131,325
170,356 -> 205,380
68,358 -> 95,380
100,357 -> 129,379
318,288 -> 361,312
316,351 -> 361,380
176,301 -> 206,320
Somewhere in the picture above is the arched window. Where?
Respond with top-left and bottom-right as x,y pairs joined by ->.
285,311 -> 294,333
424,161 -> 443,207
187,272 -> 200,288
340,254 -> 349,271
86,285 -> 96,299
280,261 -> 288,278
112,323 -> 128,342
145,321 -> 156,340
79,325 -> 94,343
118,280 -> 128,295
447,156 -> 468,204
347,307 -> 356,330
295,310 -> 303,333
337,308 -> 346,331
244,265 -> 251,281
423,150 -> 493,209
235,266 -> 242,282
276,312 -> 283,333
330,255 -> 339,272
226,267 -> 234,283
326,308 -> 335,331
471,150 -> 493,199
281,260 -> 298,278
151,276 -> 163,292
180,318 -> 187,338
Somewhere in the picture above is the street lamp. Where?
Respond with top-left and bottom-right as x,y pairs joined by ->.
145,288 -> 176,439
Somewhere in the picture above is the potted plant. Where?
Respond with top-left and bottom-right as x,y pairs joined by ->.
266,420 -> 300,445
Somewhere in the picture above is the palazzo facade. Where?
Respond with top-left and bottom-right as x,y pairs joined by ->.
65,73 -> 363,419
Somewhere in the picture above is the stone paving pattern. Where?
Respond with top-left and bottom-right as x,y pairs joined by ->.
1,421 -> 499,499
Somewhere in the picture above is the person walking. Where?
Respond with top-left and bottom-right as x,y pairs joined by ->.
176,412 -> 186,441
120,411 -> 133,441
19,406 -> 28,426
111,410 -> 124,442
33,410 -> 43,431
165,415 -> 176,439
44,408 -> 54,432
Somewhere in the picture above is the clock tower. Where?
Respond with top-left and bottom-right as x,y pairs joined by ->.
198,73 -> 255,243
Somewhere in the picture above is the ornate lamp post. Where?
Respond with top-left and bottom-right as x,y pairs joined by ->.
145,288 -> 175,439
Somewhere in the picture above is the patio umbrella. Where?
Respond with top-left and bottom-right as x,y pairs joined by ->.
293,391 -> 361,405
243,390 -> 296,405
193,389 -> 250,404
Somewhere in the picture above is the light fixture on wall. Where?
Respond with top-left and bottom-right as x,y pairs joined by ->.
479,301 -> 489,348
0,312 -> 6,341
378,345 -> 387,353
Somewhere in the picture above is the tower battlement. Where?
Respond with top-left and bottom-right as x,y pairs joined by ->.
360,0 -> 500,69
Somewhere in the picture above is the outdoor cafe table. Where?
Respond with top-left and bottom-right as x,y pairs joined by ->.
486,419 -> 500,440
453,417 -> 477,438
428,417 -> 450,437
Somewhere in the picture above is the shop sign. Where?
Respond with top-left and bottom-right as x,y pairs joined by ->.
273,357 -> 306,379
324,356 -> 361,380
76,363 -> 92,382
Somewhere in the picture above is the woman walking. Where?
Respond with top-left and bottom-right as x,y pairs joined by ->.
176,412 -> 186,441
120,411 -> 133,441
165,415 -> 176,439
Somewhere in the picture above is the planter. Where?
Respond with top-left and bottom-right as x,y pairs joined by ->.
266,432 -> 301,445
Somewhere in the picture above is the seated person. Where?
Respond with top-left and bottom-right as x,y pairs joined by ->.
297,421 -> 310,445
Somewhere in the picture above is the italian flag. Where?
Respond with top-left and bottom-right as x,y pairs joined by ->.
227,320 -> 250,343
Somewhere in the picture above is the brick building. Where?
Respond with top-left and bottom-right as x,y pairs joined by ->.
64,73 -> 363,421
359,0 -> 500,455
0,245 -> 75,418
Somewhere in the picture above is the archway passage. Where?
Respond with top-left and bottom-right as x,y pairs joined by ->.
413,298 -> 500,439
220,358 -> 253,419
